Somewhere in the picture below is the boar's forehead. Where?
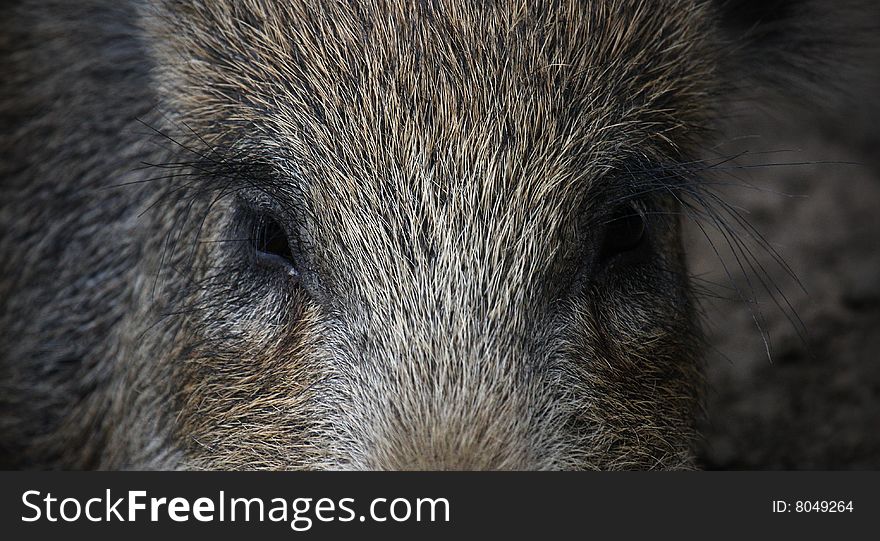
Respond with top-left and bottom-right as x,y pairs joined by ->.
150,0 -> 717,290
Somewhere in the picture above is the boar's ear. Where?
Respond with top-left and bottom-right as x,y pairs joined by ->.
713,0 -> 879,105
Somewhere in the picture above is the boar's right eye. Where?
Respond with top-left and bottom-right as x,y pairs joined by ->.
598,202 -> 649,265
253,214 -> 299,278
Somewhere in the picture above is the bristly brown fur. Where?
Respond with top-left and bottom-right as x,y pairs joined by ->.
0,0 -> 868,469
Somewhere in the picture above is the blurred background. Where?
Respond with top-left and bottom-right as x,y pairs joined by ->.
689,86 -> 880,469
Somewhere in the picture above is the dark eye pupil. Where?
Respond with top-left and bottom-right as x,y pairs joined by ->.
255,215 -> 295,266
601,204 -> 646,258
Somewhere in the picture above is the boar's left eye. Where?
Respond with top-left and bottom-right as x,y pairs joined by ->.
254,214 -> 298,276
599,202 -> 648,262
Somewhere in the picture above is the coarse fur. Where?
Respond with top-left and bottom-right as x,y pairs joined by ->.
0,0 -> 869,469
